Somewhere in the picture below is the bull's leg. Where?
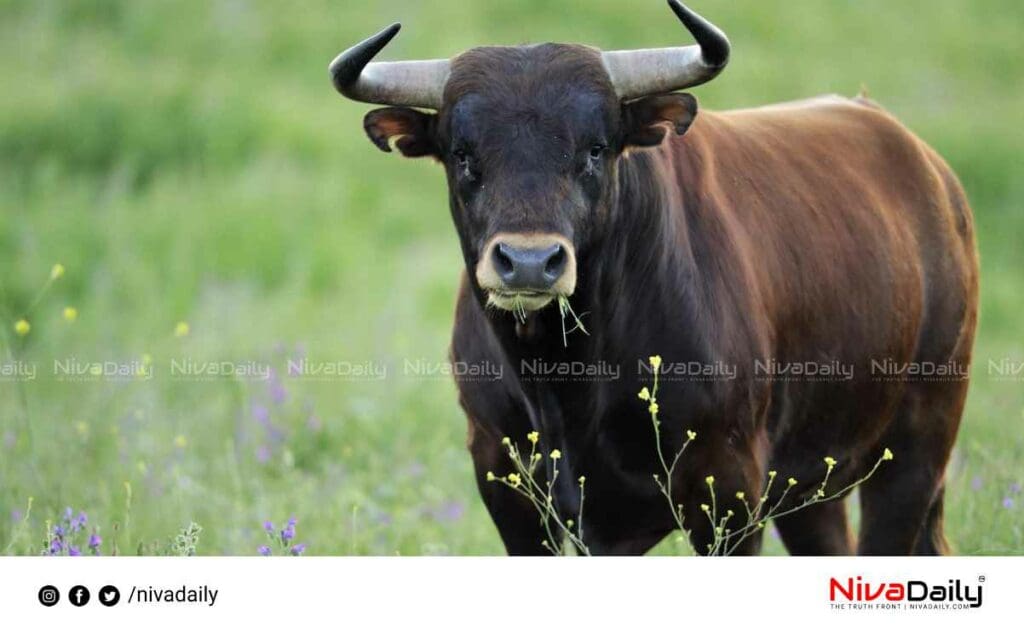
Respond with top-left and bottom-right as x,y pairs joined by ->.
774,497 -> 855,555
857,381 -> 965,555
467,417 -> 551,555
913,484 -> 951,555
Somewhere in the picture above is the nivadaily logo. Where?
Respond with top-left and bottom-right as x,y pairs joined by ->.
829,575 -> 984,610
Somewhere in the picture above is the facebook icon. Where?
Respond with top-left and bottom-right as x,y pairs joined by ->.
69,585 -> 90,607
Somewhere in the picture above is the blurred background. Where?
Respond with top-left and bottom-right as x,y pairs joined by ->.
0,0 -> 1021,555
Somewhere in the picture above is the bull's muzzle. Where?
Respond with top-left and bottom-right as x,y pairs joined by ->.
476,233 -> 577,312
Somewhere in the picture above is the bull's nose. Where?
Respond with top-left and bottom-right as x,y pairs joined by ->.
493,242 -> 567,290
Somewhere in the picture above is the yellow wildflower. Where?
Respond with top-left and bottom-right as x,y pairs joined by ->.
705,475 -> 715,486
735,491 -> 745,501
824,456 -> 837,468
578,476 -> 586,485
486,471 -> 496,482
63,306 -> 78,322
174,321 -> 190,337
882,448 -> 894,461
507,473 -> 521,487
648,402 -> 659,415
787,477 -> 798,487
173,434 -> 187,449
50,263 -> 65,280
550,449 -> 562,460
637,387 -> 651,401
686,430 -> 697,441
700,504 -> 710,512
14,319 -> 30,337
527,431 -> 539,444
649,355 -> 662,370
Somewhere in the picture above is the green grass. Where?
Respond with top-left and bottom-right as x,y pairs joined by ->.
1,0 -> 1021,555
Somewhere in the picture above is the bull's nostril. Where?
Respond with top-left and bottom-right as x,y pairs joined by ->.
544,245 -> 567,279
493,244 -> 516,280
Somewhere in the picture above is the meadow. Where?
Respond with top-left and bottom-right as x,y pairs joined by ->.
0,0 -> 1021,555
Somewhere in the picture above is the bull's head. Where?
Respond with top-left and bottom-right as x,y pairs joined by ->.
330,1 -> 729,314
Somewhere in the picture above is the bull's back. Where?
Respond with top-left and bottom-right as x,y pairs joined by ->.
674,95 -> 976,367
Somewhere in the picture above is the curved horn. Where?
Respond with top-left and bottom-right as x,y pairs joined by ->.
602,0 -> 730,101
329,23 -> 450,109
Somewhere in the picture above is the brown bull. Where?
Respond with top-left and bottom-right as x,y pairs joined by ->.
330,1 -> 978,555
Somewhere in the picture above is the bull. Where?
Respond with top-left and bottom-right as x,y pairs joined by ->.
329,1 -> 978,555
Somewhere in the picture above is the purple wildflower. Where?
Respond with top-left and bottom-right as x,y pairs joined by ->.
269,379 -> 287,405
433,500 -> 466,524
71,511 -> 87,532
971,476 -> 983,491
1003,497 -> 1015,510
252,404 -> 270,426
266,369 -> 287,405
88,533 -> 102,554
263,520 -> 274,533
255,445 -> 272,463
1011,482 -> 1022,495
10,509 -> 22,523
258,545 -> 272,556
289,543 -> 306,556
68,546 -> 81,556
49,539 -> 63,555
54,525 -> 66,538
279,517 -> 298,543
64,507 -> 73,522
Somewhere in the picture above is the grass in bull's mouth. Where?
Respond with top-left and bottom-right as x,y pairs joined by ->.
511,295 -> 529,324
557,295 -> 589,347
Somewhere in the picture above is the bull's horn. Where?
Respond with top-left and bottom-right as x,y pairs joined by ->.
601,0 -> 730,101
329,23 -> 450,109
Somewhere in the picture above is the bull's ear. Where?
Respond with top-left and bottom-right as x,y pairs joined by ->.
621,93 -> 698,148
363,107 -> 439,158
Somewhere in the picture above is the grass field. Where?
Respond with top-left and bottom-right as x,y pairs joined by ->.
1,0 -> 1021,555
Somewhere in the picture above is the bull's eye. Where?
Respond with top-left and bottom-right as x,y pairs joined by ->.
452,149 -> 477,182
583,143 -> 607,176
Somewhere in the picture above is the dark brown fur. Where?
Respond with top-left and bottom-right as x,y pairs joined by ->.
364,45 -> 978,555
